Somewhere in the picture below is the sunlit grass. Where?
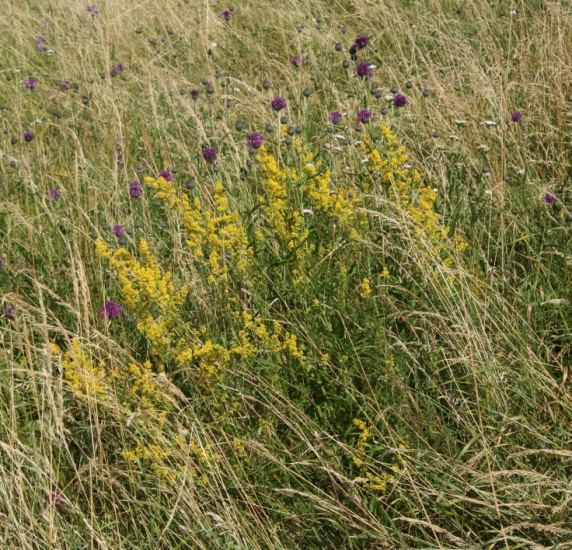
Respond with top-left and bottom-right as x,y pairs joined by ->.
1,1 -> 571,548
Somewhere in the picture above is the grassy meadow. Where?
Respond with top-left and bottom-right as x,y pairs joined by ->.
1,0 -> 572,547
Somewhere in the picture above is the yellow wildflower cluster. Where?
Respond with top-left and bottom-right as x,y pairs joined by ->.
120,361 -> 173,423
359,278 -> 372,298
255,146 -> 365,248
95,238 -> 186,352
362,123 -> 467,265
53,338 -> 178,474
175,338 -> 231,389
238,311 -> 305,361
352,419 -> 406,493
301,150 -> 362,230
144,175 -> 253,283
255,146 -> 308,249
55,339 -> 109,401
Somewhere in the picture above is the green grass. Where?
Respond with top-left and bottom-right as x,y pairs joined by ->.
1,0 -> 572,548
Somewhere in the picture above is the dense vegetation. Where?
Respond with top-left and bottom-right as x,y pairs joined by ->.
1,1 -> 571,547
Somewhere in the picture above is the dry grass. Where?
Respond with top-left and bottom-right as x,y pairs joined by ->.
1,0 -> 571,548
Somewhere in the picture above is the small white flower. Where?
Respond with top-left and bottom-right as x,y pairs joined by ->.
210,42 -> 217,48
305,162 -> 314,168
303,209 -> 314,215
385,95 -> 394,101
517,169 -> 526,175
481,120 -> 498,126
485,189 -> 493,195
333,134 -> 346,140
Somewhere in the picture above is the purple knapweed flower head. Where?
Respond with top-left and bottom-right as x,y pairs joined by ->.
116,63 -> 125,72
129,180 -> 142,198
87,5 -> 100,15
60,81 -> 71,90
110,67 -> 119,77
1,306 -> 16,320
99,301 -> 123,319
35,36 -> 47,51
271,96 -> 287,111
355,62 -> 373,80
158,170 -> 172,182
190,89 -> 200,99
220,10 -> 234,20
112,224 -> 125,237
511,111 -> 522,123
357,109 -> 372,123
289,56 -> 306,67
23,132 -> 34,142
24,78 -> 38,89
47,490 -> 68,512
46,188 -> 61,200
393,93 -> 407,107
247,133 -> 265,149
202,147 -> 218,163
328,111 -> 343,123
544,193 -> 556,204
353,35 -> 370,50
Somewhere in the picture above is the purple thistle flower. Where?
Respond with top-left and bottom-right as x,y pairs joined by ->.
60,81 -> 71,90
247,133 -> 265,149
158,170 -> 172,182
220,10 -> 234,20
24,78 -> 38,89
393,93 -> 407,107
357,109 -> 372,123
99,301 -> 123,319
129,181 -> 143,198
353,35 -> 370,50
328,111 -> 343,123
116,63 -> 125,72
544,193 -> 556,204
23,132 -> 34,142
47,490 -> 68,512
271,96 -> 287,111
202,147 -> 218,163
46,188 -> 61,200
35,36 -> 46,45
511,111 -> 522,123
355,62 -> 373,80
289,56 -> 306,67
112,224 -> 125,237
87,5 -> 100,15
1,306 -> 16,320
110,67 -> 119,77
190,89 -> 200,99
